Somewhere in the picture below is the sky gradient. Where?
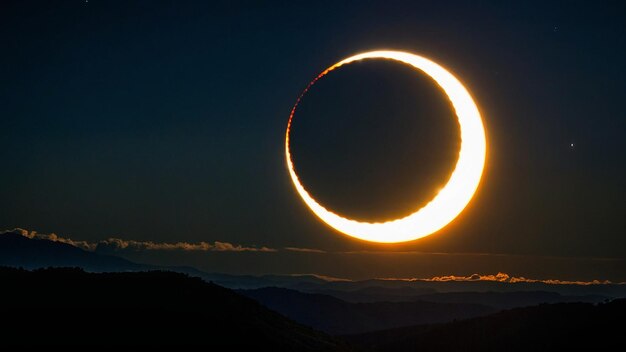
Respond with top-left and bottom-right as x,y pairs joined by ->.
1,1 -> 624,280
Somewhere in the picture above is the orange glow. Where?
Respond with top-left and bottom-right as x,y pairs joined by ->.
285,51 -> 487,243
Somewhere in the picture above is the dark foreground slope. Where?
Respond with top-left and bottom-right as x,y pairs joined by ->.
0,267 -> 351,350
346,299 -> 626,352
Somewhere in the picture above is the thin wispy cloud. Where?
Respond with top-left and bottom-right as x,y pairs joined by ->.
284,247 -> 327,253
333,249 -> 625,263
5,228 -> 623,262
289,273 -> 351,282
8,228 -> 97,251
3,228 -> 276,253
95,238 -> 277,253
379,272 -> 615,285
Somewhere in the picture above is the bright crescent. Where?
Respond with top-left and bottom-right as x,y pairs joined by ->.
285,51 -> 486,243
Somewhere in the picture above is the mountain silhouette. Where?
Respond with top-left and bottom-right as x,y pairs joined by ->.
0,266 -> 351,349
309,286 -> 437,303
345,299 -> 625,351
304,287 -> 608,309
239,287 -> 496,335
295,277 -> 626,298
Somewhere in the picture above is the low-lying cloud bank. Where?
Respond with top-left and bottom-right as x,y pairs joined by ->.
284,247 -> 327,253
3,228 -> 338,254
4,228 -> 276,253
94,237 -> 276,253
2,228 -> 621,285
382,272 -> 614,285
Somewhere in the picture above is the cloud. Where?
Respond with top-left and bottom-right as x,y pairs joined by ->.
340,250 -> 512,256
93,238 -> 276,253
2,228 -> 276,253
289,273 -> 352,282
4,228 -> 97,251
400,272 -> 614,285
425,272 -> 513,282
284,247 -> 327,253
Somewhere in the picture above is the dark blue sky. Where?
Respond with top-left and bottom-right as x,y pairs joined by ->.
1,1 -> 624,279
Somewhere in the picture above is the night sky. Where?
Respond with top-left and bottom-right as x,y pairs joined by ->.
1,1 -> 624,280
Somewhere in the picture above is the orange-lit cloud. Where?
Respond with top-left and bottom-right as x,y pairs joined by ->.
4,228 -> 276,253
387,272 -> 615,285
10,228 -> 97,251
95,238 -> 276,253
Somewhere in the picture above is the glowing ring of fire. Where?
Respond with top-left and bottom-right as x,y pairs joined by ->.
285,51 -> 486,243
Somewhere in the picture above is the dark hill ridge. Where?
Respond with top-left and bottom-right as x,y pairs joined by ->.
297,277 -> 626,298
239,287 -> 496,335
0,267 -> 351,349
310,286 -> 437,303
345,299 -> 626,352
